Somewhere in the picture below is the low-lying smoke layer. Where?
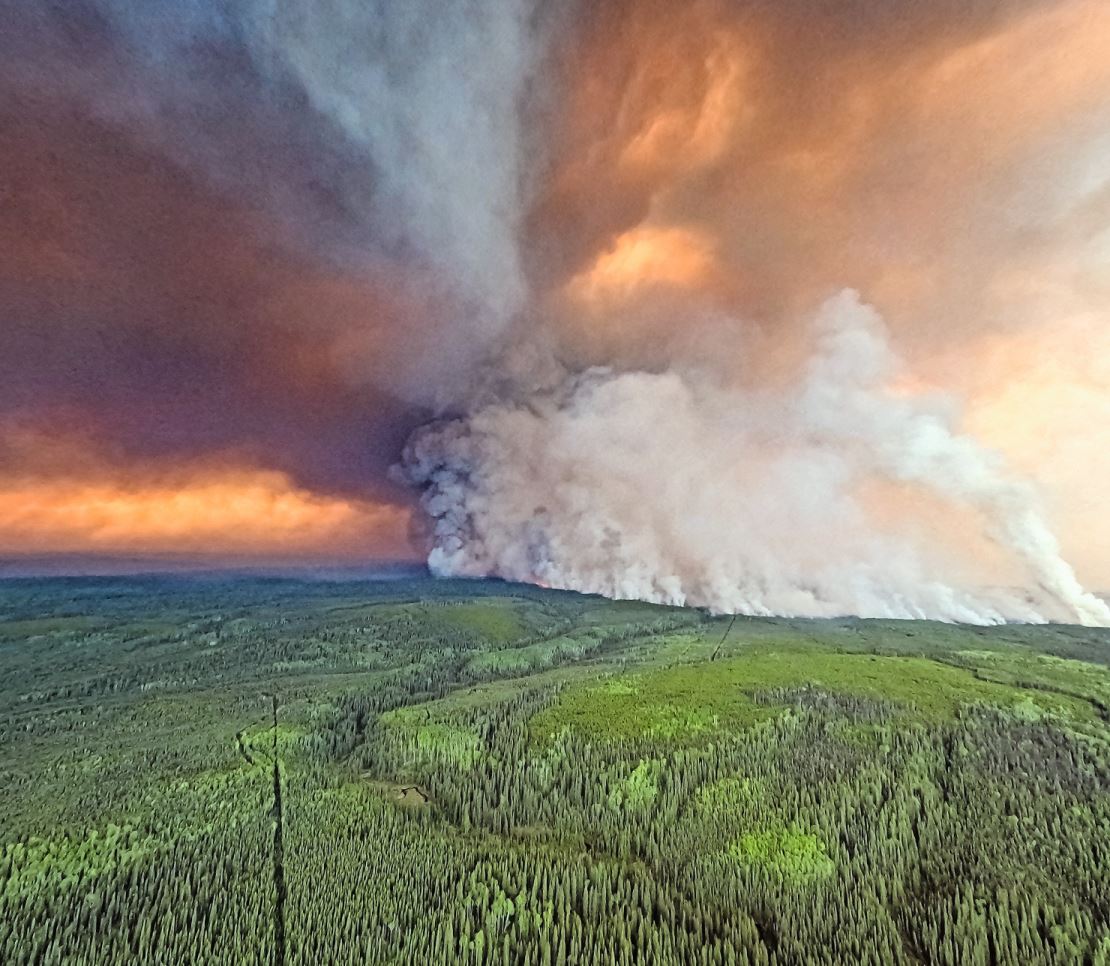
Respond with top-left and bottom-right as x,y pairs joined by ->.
403,292 -> 1110,625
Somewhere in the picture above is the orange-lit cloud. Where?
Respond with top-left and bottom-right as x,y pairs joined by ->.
0,470 -> 413,559
0,421 -> 417,562
523,0 -> 1110,586
534,0 -> 1110,333
960,313 -> 1110,587
567,225 -> 717,304
615,29 -> 753,177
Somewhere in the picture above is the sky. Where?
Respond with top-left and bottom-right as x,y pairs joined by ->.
1,1 -> 1109,615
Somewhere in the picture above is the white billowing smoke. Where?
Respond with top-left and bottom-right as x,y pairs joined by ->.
402,291 -> 1110,626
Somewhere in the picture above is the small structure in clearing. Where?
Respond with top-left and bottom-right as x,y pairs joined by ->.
396,785 -> 431,807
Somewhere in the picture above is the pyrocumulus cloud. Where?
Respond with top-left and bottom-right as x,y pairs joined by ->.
403,292 -> 1110,625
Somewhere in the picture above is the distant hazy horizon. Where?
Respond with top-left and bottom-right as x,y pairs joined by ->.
0,553 -> 428,581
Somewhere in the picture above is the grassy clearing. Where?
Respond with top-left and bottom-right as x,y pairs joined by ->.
726,825 -> 835,883
422,600 -> 529,644
530,646 -> 1095,742
414,723 -> 482,768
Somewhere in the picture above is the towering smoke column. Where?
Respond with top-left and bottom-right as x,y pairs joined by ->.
392,0 -> 1110,626
239,0 -> 539,399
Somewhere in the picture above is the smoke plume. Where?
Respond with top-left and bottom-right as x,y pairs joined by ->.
403,291 -> 1109,625
394,0 -> 1110,626
3,0 -> 1109,618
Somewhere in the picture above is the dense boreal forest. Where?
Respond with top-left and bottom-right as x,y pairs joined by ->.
1,575 -> 1108,965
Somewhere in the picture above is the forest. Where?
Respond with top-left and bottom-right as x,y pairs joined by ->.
1,574 -> 1108,965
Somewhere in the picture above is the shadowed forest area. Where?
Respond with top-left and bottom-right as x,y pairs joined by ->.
1,575 -> 1108,964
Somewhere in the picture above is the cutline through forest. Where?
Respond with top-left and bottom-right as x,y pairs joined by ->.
269,694 -> 286,966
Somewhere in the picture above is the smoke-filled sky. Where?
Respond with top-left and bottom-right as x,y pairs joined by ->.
2,1 -> 1109,620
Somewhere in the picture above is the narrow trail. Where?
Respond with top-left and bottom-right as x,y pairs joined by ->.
711,615 -> 737,661
270,695 -> 287,966
235,730 -> 255,766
